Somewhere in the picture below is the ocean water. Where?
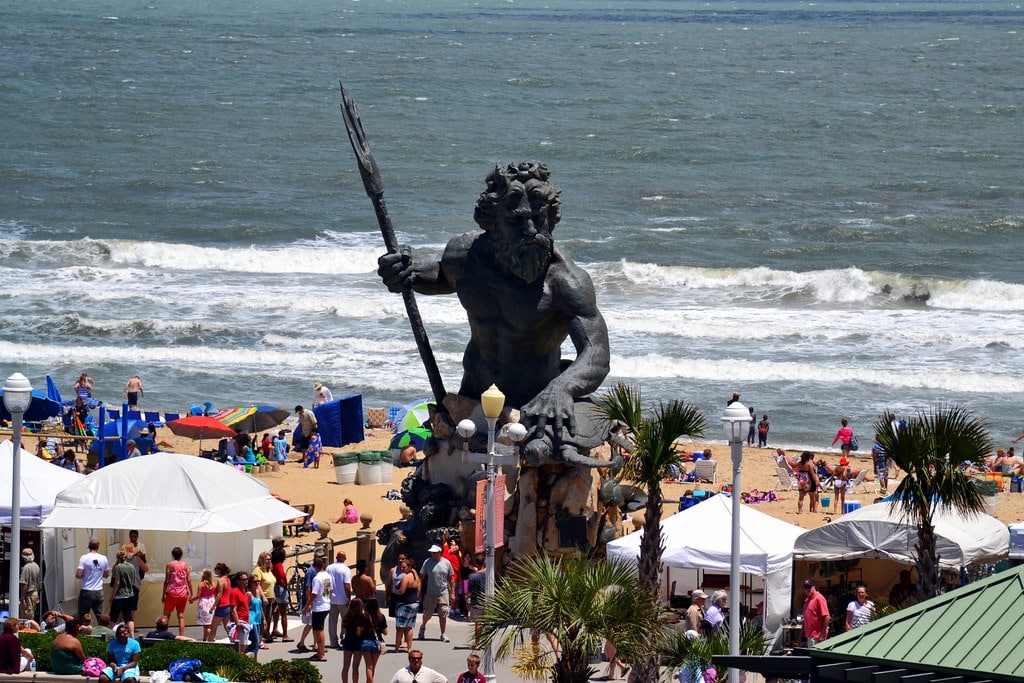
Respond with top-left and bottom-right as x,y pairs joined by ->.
2,0 -> 1022,450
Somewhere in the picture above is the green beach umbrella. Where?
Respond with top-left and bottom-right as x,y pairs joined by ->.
389,426 -> 432,451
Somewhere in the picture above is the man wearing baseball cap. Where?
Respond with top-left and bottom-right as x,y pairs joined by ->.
19,548 -> 41,621
418,544 -> 455,643
683,589 -> 708,635
802,579 -> 830,646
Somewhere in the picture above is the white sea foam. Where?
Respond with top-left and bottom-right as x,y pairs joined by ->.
609,354 -> 1021,394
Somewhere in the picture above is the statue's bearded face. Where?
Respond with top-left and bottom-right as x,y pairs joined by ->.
491,179 -> 556,283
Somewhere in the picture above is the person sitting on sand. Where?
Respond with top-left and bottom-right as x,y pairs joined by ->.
398,445 -> 418,467
335,499 -> 360,525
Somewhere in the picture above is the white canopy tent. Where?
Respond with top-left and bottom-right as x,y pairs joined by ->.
793,502 -> 1009,567
606,494 -> 804,639
1,440 -> 84,613
40,452 -> 306,622
41,452 -> 304,534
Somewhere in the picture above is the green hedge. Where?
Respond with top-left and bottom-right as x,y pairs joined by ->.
17,633 -> 320,683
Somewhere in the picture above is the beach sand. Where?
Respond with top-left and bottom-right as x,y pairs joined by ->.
154,424 -> 1024,560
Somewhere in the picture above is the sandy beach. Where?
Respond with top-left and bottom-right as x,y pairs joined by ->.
150,421 -> 1024,559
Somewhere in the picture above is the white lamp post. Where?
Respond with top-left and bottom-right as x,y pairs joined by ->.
3,373 -> 33,619
721,400 -> 751,683
457,384 -> 527,683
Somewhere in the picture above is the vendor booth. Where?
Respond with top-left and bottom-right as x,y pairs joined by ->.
606,494 -> 804,642
1,440 -> 83,618
792,502 -> 1009,638
40,452 -> 305,625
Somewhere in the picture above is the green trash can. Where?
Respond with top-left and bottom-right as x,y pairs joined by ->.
357,450 -> 383,486
334,452 -> 358,485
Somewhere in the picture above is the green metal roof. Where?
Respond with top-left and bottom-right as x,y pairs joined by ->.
813,564 -> 1024,682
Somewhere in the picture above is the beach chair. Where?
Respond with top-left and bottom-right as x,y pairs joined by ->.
775,467 -> 800,492
284,503 -> 315,536
846,468 -> 869,494
366,408 -> 388,429
144,411 -> 163,426
126,410 -> 142,421
164,412 -> 180,423
694,459 -> 717,484
107,409 -> 120,420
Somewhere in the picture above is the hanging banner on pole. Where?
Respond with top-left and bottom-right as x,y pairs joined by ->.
475,475 -> 508,554
475,479 -> 486,554
494,474 -> 505,548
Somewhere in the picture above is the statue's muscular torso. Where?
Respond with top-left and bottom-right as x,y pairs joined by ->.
439,232 -> 595,409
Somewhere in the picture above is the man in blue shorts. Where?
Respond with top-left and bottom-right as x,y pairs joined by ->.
99,625 -> 140,683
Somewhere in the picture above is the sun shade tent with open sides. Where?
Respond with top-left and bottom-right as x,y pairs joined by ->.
605,494 -> 803,642
0,439 -> 85,618
793,501 -> 1008,567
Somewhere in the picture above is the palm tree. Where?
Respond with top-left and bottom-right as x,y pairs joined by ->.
595,383 -> 706,683
476,553 -> 666,683
873,404 -> 992,600
595,383 -> 706,595
662,623 -> 771,683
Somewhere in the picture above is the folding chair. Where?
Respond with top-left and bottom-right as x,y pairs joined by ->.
775,467 -> 801,492
694,459 -> 717,484
144,411 -> 164,426
846,468 -> 869,494
163,412 -> 181,423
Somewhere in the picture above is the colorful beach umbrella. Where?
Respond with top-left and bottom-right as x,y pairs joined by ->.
212,405 -> 289,434
389,426 -> 432,451
392,398 -> 433,433
166,415 -> 237,452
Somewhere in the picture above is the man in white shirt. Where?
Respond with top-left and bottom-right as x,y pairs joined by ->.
325,550 -> 353,649
76,538 -> 110,621
303,556 -> 332,661
313,382 -> 333,407
390,650 -> 447,683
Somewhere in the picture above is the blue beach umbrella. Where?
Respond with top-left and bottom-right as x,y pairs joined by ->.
0,389 -> 61,423
45,375 -> 63,404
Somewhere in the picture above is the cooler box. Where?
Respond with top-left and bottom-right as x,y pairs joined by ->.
843,501 -> 861,514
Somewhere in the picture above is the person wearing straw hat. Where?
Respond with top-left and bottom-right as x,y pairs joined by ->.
313,382 -> 333,407
19,548 -> 41,621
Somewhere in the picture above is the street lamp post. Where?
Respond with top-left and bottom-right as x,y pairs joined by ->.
721,401 -> 751,683
457,384 -> 527,683
3,373 -> 33,619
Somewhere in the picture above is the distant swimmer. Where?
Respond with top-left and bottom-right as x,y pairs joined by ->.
122,375 -> 144,410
